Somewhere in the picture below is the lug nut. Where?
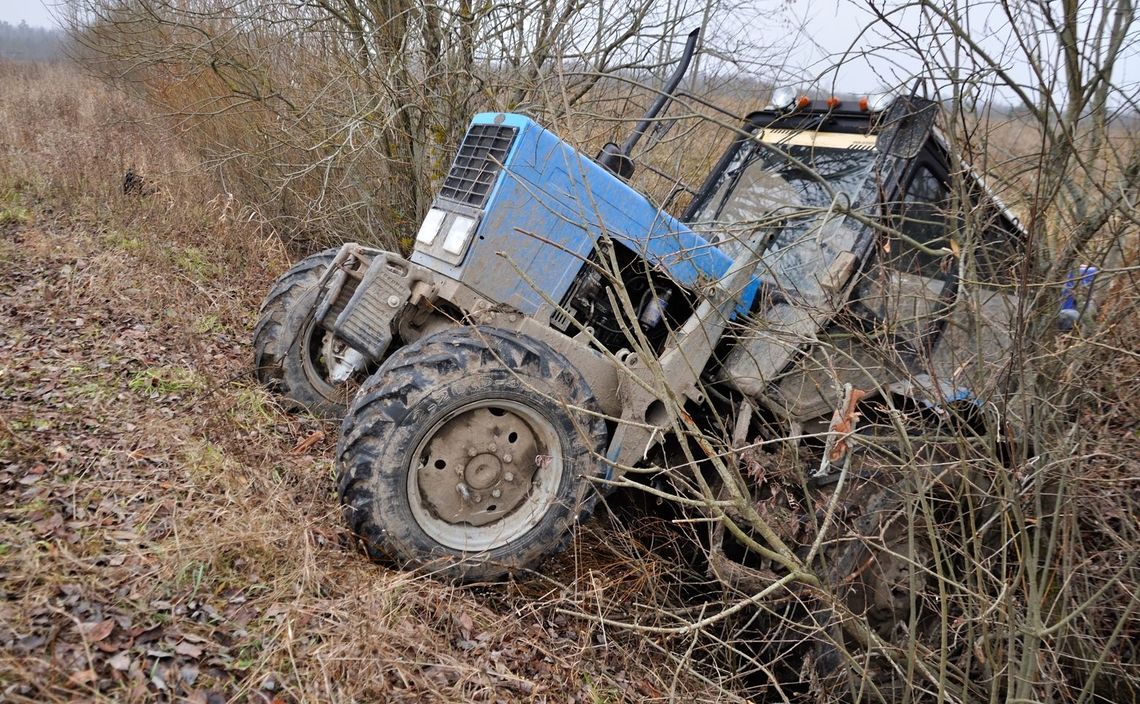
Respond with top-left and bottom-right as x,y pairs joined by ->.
387,295 -> 401,308
468,447 -> 477,457
503,453 -> 512,463
488,443 -> 497,453
491,488 -> 502,498
504,472 -> 514,482
473,494 -> 482,503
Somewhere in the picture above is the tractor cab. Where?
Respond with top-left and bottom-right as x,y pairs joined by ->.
678,89 -> 1026,421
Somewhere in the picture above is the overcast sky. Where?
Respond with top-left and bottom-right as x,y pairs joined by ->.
0,0 -> 56,27
1,0 -> 1135,103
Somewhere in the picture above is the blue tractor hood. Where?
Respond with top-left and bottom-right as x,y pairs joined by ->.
414,113 -> 759,318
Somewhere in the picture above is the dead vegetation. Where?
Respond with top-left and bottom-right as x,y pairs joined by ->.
0,62 -> 747,703
3,1 -> 1139,696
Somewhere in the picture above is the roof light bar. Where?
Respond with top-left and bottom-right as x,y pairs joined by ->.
766,86 -> 897,114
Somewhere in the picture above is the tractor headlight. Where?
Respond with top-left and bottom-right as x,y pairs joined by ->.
416,208 -> 447,246
769,86 -> 798,111
414,205 -> 480,263
441,214 -> 477,255
867,93 -> 894,112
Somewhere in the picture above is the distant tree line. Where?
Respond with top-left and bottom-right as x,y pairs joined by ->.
0,21 -> 66,62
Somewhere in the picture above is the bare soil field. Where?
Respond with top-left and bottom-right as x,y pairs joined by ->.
0,63 -> 730,703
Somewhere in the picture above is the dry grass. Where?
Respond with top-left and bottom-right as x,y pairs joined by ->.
0,61 -> 744,703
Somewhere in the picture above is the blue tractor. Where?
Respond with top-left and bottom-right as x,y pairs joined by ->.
253,32 -> 1033,667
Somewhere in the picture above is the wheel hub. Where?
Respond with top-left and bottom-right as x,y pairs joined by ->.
465,453 -> 502,489
416,405 -> 543,528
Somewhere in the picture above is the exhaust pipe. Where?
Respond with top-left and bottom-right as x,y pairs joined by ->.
597,28 -> 701,180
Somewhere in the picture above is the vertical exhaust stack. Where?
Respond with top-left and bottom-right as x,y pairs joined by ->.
597,28 -> 701,180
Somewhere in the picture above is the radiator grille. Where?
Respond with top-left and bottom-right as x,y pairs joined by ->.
439,125 -> 516,208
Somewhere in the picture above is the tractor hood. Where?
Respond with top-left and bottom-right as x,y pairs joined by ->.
411,113 -> 759,319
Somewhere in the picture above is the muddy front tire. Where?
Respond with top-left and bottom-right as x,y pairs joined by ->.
336,326 -> 608,581
252,249 -> 355,418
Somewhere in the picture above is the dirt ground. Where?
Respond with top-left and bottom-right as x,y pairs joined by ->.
0,63 -> 739,703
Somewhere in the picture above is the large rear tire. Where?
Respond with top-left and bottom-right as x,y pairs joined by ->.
814,482 -> 939,701
252,249 -> 355,418
813,441 -> 993,702
336,326 -> 608,581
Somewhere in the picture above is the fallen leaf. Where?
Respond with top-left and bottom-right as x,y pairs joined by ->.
15,634 -> 46,652
828,388 -> 867,462
175,641 -> 203,658
69,669 -> 97,685
456,612 -> 474,640
33,512 -> 64,535
132,624 -> 164,644
109,652 -> 131,671
81,619 -> 115,642
290,430 -> 325,454
181,663 -> 200,686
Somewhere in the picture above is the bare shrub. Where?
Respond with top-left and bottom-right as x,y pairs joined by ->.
546,1 -> 1140,702
60,0 -> 767,252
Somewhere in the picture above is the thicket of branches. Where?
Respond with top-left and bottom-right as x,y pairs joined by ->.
61,0 -> 771,248
564,1 -> 1140,701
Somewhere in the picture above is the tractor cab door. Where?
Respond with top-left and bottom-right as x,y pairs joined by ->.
854,158 -> 959,362
852,141 -> 1026,403
761,126 -> 1024,419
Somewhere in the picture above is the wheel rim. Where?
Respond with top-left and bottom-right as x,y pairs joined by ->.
299,312 -> 350,403
407,399 -> 564,552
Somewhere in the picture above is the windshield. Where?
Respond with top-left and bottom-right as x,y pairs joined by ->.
690,140 -> 876,299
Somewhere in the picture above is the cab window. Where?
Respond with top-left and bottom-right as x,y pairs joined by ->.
886,165 -> 955,278
890,163 -> 1025,286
